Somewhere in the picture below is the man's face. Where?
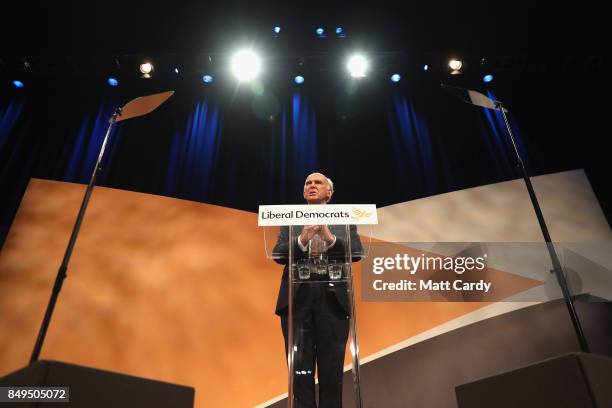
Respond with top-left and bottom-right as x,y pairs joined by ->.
303,173 -> 332,204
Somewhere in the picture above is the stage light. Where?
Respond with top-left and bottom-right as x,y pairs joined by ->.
347,54 -> 369,78
315,27 -> 325,37
449,59 -> 463,71
174,67 -> 179,74
273,26 -> 281,34
390,74 -> 401,83
140,62 -> 153,74
423,64 -> 429,71
294,75 -> 305,84
483,74 -> 494,83
12,80 -> 24,88
231,49 -> 261,81
107,78 -> 119,87
202,74 -> 214,83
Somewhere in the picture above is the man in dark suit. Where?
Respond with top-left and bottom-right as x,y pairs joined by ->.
273,172 -> 362,408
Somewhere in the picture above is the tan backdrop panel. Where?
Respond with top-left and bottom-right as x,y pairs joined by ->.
0,179 -> 285,407
374,169 -> 612,242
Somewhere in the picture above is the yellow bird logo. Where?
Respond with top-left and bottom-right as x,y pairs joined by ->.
351,207 -> 372,221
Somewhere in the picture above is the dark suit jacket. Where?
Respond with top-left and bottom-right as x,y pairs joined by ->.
273,225 -> 362,316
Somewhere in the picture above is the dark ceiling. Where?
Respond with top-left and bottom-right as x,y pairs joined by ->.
1,1 -> 605,57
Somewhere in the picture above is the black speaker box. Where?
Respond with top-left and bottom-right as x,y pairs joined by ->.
0,360 -> 194,407
456,352 -> 612,408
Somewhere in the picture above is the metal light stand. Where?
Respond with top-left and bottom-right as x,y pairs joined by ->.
442,83 -> 589,352
29,91 -> 175,363
495,100 -> 589,352
29,108 -> 121,363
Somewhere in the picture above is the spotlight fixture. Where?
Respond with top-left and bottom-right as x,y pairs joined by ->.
12,80 -> 25,88
449,59 -> 463,70
139,62 -> 153,78
347,54 -> 369,78
202,74 -> 214,84
174,67 -> 180,74
449,59 -> 463,75
423,64 -> 429,71
230,49 -> 261,81
335,27 -> 346,38
483,74 -> 494,83
390,74 -> 401,83
107,78 -> 119,87
315,27 -> 325,38
294,75 -> 305,84
273,26 -> 281,34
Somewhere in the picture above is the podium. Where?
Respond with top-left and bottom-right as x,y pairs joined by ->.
260,204 -> 376,408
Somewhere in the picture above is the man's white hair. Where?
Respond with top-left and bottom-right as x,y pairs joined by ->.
305,172 -> 334,191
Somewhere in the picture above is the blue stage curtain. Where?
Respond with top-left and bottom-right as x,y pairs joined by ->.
0,98 -> 26,153
164,97 -> 222,202
265,91 -> 318,204
388,94 -> 437,197
291,92 -> 319,186
479,91 -> 530,178
266,106 -> 288,203
63,102 -> 123,185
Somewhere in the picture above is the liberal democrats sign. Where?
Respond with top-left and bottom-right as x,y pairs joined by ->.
258,204 -> 378,226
